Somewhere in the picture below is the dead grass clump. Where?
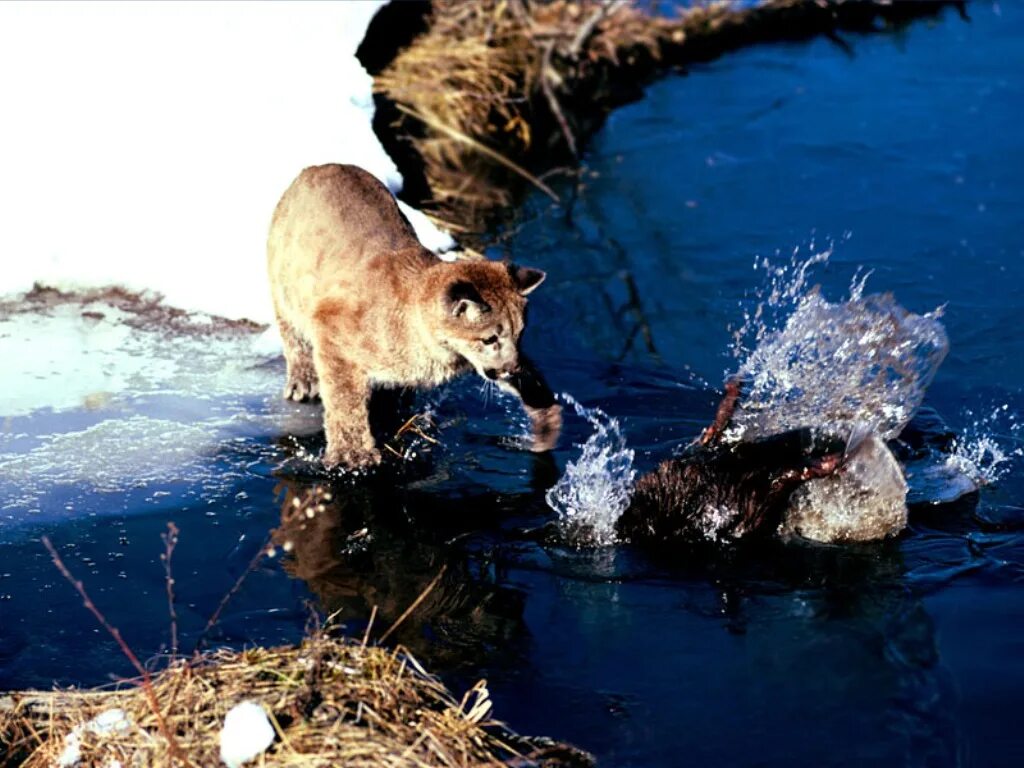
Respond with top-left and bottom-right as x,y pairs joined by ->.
375,0 -> 962,238
1,634 -> 590,767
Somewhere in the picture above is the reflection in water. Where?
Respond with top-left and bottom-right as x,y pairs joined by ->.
270,476 -> 531,671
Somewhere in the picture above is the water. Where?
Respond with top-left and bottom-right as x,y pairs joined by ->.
545,395 -> 635,547
727,255 -> 950,443
2,3 -> 1024,767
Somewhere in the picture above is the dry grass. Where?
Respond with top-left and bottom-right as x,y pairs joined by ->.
375,0 -> 962,238
1,633 -> 589,767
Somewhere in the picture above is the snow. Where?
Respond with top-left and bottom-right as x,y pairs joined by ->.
220,700 -> 276,768
0,1 -> 453,325
58,708 -> 133,767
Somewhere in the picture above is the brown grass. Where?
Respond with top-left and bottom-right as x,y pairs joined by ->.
1,633 -> 590,767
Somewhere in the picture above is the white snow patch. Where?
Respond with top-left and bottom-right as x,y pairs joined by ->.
58,708 -> 133,767
0,1 -> 453,324
220,700 -> 276,768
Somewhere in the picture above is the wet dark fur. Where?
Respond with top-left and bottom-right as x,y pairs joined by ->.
617,381 -> 845,545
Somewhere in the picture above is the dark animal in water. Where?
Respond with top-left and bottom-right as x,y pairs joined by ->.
616,380 -> 857,545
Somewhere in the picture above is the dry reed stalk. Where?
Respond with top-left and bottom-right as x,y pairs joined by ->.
38,537 -> 189,766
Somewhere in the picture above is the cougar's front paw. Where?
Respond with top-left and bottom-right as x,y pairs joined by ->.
322,443 -> 382,471
526,403 -> 562,453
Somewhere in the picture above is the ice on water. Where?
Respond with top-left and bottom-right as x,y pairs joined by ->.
0,305 -> 322,524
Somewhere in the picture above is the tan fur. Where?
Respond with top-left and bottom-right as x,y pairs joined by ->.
267,164 -> 561,468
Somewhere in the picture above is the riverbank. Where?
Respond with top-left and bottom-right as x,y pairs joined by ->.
1,632 -> 590,767
371,0 -> 964,244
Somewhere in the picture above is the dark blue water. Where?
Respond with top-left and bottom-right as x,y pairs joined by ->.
2,4 -> 1022,766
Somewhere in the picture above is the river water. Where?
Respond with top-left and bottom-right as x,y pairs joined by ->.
1,4 -> 1022,766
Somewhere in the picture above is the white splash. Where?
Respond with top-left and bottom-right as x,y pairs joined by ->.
545,395 -> 635,547
728,248 -> 949,443
945,404 -> 1023,486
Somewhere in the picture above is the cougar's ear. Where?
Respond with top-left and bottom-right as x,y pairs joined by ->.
445,280 -> 490,319
509,264 -> 546,296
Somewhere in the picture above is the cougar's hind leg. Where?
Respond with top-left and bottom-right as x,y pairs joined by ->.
277,313 -> 320,402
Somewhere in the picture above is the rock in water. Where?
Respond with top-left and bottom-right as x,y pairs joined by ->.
782,433 -> 908,543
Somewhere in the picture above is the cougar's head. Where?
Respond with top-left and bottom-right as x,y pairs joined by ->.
428,260 -> 546,381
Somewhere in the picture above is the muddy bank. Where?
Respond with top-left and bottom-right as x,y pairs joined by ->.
368,0 -> 964,244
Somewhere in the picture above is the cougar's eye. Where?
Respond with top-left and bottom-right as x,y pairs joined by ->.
481,335 -> 499,346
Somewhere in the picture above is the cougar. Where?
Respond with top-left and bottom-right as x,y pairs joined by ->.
267,164 -> 561,469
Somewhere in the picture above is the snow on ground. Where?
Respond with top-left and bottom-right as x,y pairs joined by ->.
0,0 -> 453,325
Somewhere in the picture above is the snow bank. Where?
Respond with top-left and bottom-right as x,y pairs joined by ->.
0,1 -> 453,325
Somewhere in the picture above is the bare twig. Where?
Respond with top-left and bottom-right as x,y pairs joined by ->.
41,536 -> 188,765
193,536 -> 272,654
361,605 -> 379,648
160,522 -> 180,660
699,377 -> 744,447
378,565 -> 448,644
568,0 -> 628,58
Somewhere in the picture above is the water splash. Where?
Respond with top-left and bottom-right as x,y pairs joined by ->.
945,404 -> 1023,486
545,395 -> 635,547
727,248 -> 949,443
